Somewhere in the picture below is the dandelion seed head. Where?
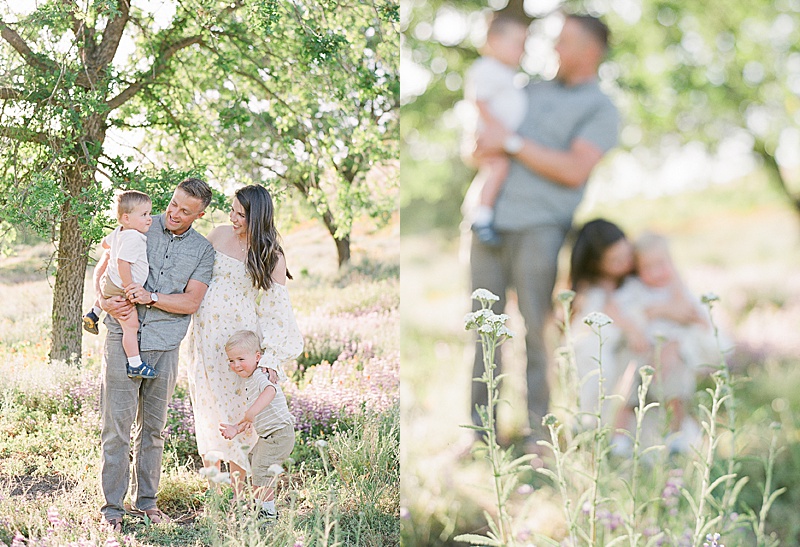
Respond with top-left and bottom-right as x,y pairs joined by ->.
314,439 -> 328,448
204,450 -> 224,465
267,464 -> 285,477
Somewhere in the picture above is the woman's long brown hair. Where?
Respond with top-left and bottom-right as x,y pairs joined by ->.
235,185 -> 290,291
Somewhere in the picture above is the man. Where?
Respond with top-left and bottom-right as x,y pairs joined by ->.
467,13 -> 619,449
98,178 -> 215,531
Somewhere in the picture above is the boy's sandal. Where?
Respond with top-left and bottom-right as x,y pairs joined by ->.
127,362 -> 158,379
82,314 -> 100,335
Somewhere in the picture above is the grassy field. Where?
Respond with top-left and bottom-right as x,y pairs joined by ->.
400,176 -> 800,546
0,217 -> 399,546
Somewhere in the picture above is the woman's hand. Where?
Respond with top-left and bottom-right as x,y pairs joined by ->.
219,423 -> 239,440
260,367 -> 279,383
627,327 -> 651,354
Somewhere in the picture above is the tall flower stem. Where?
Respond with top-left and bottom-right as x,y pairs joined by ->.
755,424 -> 786,547
702,293 -> 740,520
693,371 -> 729,547
482,325 -> 514,543
457,289 -> 519,547
543,415 -> 578,547
586,315 -> 612,547
627,365 -> 656,547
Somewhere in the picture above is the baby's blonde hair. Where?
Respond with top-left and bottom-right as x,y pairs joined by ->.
225,330 -> 261,354
634,231 -> 670,255
116,190 -> 151,221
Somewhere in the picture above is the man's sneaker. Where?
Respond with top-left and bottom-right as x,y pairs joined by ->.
471,221 -> 501,247
82,310 -> 100,335
127,361 -> 158,379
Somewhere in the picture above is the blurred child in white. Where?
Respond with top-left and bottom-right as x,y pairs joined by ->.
463,12 -> 529,246
616,231 -> 722,452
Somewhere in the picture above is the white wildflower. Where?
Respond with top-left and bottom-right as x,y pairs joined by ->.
487,313 -> 510,325
583,311 -> 613,327
497,326 -> 514,338
209,471 -> 231,484
199,466 -> 219,478
267,464 -> 285,477
471,288 -> 500,304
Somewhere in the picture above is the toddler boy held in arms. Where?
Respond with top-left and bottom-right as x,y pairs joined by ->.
83,190 -> 157,379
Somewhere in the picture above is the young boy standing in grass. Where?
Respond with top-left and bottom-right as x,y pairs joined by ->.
219,330 -> 295,520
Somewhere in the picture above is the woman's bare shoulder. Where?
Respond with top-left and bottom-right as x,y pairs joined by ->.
207,225 -> 233,245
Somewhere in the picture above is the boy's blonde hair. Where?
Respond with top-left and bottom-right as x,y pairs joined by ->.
225,330 -> 261,354
116,190 -> 152,221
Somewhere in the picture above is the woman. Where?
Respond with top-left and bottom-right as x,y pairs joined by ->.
187,185 -> 303,493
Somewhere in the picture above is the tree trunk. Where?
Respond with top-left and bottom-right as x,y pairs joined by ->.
49,120 -> 103,362
753,139 -> 800,214
319,208 -> 351,267
334,234 -> 351,266
50,199 -> 90,363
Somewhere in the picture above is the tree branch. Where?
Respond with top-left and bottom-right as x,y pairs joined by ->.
0,124 -> 51,145
0,19 -> 60,73
94,0 -> 130,69
0,87 -> 21,100
105,34 -> 204,110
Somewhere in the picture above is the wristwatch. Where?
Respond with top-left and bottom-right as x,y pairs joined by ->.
503,133 -> 524,155
147,292 -> 159,308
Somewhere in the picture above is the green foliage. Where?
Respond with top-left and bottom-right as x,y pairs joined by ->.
137,0 -> 399,261
328,408 -> 400,509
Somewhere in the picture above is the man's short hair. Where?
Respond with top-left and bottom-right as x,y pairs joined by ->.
116,190 -> 151,221
225,330 -> 261,354
567,14 -> 610,52
177,177 -> 213,209
487,12 -> 529,37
